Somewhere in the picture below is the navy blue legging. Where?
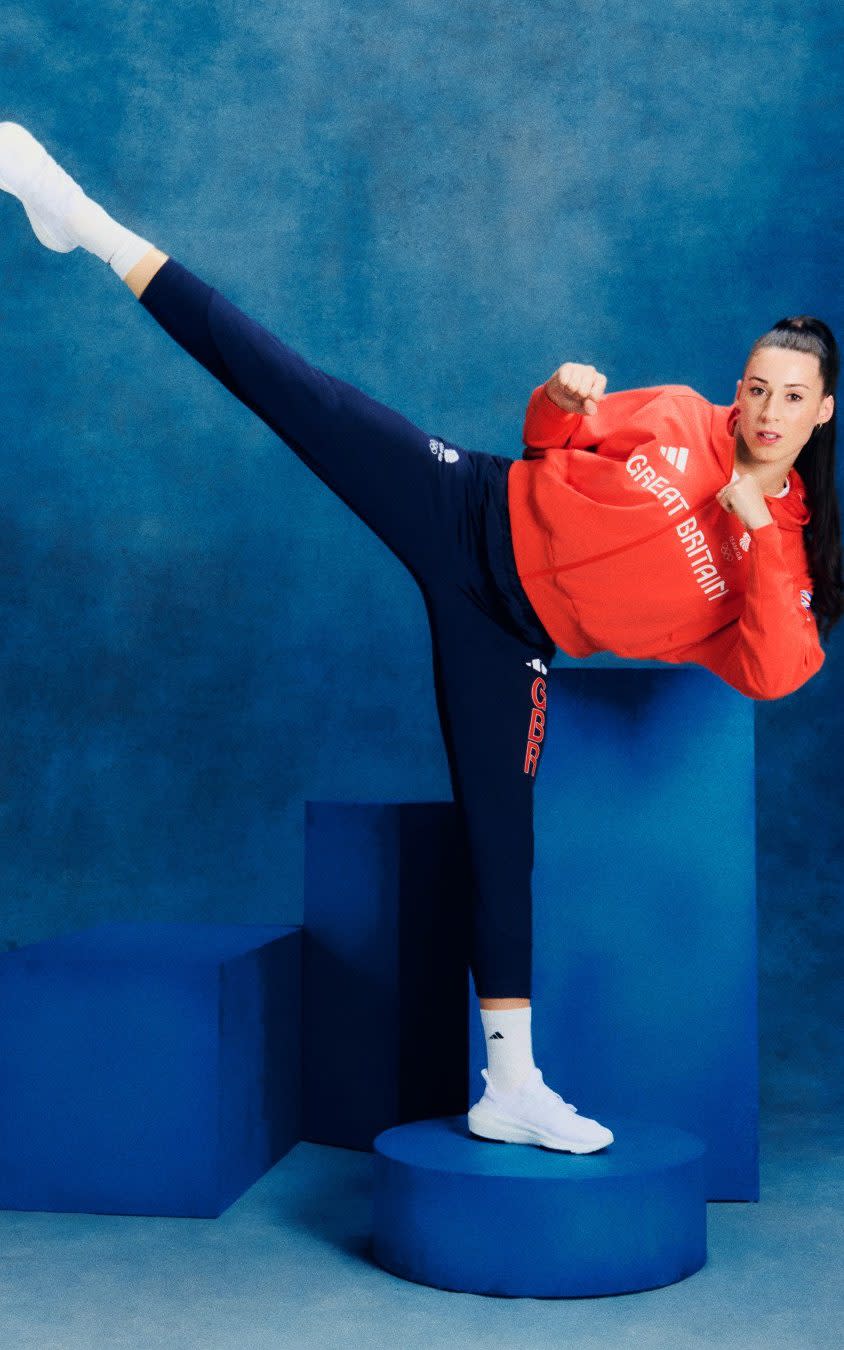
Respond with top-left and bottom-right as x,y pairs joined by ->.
138,259 -> 556,998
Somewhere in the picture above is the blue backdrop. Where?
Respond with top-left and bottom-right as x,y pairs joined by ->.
0,0 -> 840,1113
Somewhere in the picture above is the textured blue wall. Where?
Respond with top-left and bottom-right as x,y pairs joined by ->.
0,1 -> 840,1111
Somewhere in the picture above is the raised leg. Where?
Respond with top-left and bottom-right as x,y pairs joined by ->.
133,254 -> 479,589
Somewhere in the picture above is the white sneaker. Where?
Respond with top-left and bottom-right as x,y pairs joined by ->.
468,1066 -> 614,1154
0,122 -> 82,251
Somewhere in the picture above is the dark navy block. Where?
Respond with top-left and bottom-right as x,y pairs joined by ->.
373,1115 -> 707,1296
303,802 -> 472,1149
469,665 -> 757,1201
0,921 -> 300,1217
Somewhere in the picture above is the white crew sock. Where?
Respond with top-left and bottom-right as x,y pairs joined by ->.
0,122 -> 152,279
67,194 -> 153,279
480,1005 -> 536,1093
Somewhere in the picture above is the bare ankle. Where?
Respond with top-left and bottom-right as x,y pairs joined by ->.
124,246 -> 170,299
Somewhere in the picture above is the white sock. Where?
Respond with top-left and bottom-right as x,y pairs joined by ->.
480,1005 -> 536,1093
0,122 -> 152,279
67,194 -> 153,279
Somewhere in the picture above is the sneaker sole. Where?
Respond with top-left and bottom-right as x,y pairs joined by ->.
22,200 -> 77,252
0,126 -> 78,252
467,1105 -> 613,1155
0,177 -> 78,251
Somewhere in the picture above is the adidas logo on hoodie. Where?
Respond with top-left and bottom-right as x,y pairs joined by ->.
659,444 -> 691,472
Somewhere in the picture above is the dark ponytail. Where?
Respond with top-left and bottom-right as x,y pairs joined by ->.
746,316 -> 841,641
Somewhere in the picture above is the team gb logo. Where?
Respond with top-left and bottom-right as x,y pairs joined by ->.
430,437 -> 460,464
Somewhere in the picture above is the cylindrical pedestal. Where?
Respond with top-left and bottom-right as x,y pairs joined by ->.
373,1117 -> 707,1297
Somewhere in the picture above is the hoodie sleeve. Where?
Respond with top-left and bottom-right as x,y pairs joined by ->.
521,381 -> 667,458
662,521 -> 826,700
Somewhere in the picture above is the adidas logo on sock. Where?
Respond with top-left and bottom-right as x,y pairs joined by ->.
488,1031 -> 504,1039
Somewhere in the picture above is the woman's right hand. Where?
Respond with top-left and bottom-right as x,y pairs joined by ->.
544,362 -> 608,416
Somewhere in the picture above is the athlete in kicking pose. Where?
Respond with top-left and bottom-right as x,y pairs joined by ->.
1,123 -> 838,1155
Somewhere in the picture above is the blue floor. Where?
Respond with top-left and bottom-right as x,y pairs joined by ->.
0,1109 -> 839,1349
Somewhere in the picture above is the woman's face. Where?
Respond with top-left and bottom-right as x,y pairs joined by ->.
732,346 -> 834,462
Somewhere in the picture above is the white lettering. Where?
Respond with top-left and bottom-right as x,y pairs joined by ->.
624,452 -> 731,602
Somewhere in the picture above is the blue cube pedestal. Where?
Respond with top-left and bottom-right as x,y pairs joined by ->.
0,921 -> 301,1217
303,802 -> 472,1150
372,1117 -> 707,1297
474,663 -> 759,1202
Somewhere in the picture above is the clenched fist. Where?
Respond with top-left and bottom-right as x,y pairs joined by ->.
715,473 -> 775,531
545,362 -> 608,416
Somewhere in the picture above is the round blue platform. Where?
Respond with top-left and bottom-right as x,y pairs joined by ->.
372,1116 -> 707,1297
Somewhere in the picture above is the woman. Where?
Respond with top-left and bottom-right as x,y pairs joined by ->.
1,123 -> 838,1156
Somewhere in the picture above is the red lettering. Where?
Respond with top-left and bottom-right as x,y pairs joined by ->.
523,675 -> 548,776
523,740 -> 540,776
529,707 -> 545,742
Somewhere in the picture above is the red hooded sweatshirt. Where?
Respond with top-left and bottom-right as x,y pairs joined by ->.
506,381 -> 825,700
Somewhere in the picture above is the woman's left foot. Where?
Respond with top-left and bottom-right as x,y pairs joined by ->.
0,122 -> 83,251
